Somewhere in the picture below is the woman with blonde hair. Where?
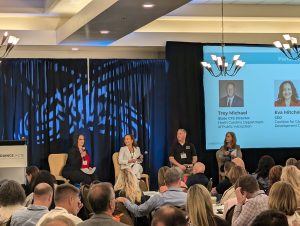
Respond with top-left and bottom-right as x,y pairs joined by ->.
281,166 -> 300,208
114,168 -> 142,203
187,184 -> 228,226
269,181 -> 300,225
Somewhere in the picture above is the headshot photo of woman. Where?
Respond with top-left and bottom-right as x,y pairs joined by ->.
275,80 -> 300,107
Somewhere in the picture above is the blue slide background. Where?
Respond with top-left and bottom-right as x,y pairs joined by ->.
204,45 -> 300,149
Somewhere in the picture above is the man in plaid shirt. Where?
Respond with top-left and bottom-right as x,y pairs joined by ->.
232,175 -> 269,226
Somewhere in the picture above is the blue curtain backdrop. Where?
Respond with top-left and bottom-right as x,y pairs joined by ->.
0,59 -> 167,186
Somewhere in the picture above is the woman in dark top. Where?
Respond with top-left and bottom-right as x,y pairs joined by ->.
62,133 -> 96,184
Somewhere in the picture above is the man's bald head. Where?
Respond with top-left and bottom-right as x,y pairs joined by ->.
192,162 -> 205,174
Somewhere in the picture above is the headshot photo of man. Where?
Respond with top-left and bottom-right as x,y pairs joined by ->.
219,81 -> 244,107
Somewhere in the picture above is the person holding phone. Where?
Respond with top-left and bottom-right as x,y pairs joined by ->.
118,134 -> 143,179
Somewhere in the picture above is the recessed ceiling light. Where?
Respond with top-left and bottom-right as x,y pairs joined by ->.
71,47 -> 79,51
143,3 -> 155,8
99,30 -> 110,34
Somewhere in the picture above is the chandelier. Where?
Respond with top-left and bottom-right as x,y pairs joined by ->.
201,0 -> 245,77
273,34 -> 300,60
0,32 -> 20,63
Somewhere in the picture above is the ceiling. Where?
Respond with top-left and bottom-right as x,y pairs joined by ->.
1,0 -> 300,56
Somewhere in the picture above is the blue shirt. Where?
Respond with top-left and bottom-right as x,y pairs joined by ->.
11,204 -> 49,226
124,187 -> 187,217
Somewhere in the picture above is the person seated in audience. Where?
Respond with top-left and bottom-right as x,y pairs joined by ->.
186,162 -> 209,188
269,181 -> 300,226
220,165 -> 247,205
77,182 -> 127,226
40,215 -> 76,226
281,165 -> 300,209
231,157 -> 245,169
11,183 -> 53,226
252,155 -> 275,192
187,184 -> 229,226
286,158 -> 298,166
36,184 -> 83,226
24,170 -> 55,208
232,175 -> 269,226
151,206 -> 188,226
169,129 -> 197,174
118,134 -> 144,180
158,166 -> 187,192
116,167 -> 187,217
251,210 -> 289,226
267,165 -> 282,194
24,165 -> 39,195
211,161 -> 234,197
295,160 -> 300,170
62,133 -> 97,185
0,180 -> 26,225
217,132 -> 242,173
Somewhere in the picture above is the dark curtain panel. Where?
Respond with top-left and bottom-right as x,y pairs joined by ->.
0,59 -> 167,187
165,41 -> 218,180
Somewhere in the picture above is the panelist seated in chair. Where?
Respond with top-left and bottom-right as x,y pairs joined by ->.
169,129 -> 197,173
118,134 -> 143,180
62,133 -> 97,185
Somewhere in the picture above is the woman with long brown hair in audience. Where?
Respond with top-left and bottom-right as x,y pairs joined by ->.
269,181 -> 300,225
187,184 -> 229,226
268,165 -> 282,194
281,165 -> 300,209
25,165 -> 39,195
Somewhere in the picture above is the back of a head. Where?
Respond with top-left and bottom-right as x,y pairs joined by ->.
256,155 -> 275,178
187,184 -> 214,226
26,165 -> 39,178
158,166 -> 170,187
269,181 -> 297,216
268,165 -> 283,187
228,165 -> 247,184
281,165 -> 300,185
231,157 -> 245,169
88,182 -> 114,214
55,184 -> 79,205
224,161 -> 235,173
286,158 -> 297,166
251,210 -> 288,226
164,167 -> 181,186
151,206 -> 188,226
34,183 -> 53,202
235,175 -> 259,193
33,170 -> 55,191
193,162 -> 205,173
0,180 -> 25,207
40,215 -> 76,226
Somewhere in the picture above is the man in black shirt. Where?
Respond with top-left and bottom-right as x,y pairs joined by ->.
169,129 -> 197,173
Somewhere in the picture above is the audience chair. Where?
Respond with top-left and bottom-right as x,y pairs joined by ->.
48,153 -> 69,183
112,152 -> 149,191
225,205 -> 236,226
215,150 -> 225,182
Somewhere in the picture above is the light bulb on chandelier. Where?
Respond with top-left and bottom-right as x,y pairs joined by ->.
201,0 -> 245,77
273,34 -> 300,60
0,31 -> 20,63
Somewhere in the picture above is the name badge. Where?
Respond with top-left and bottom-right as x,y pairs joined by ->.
83,160 -> 87,165
180,153 -> 187,159
186,146 -> 190,149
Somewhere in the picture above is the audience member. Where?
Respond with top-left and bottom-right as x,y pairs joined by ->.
269,181 -> 300,225
268,165 -> 283,194
40,215 -> 76,226
211,161 -> 234,196
169,129 -> 197,173
232,175 -> 269,226
281,165 -> 300,208
251,210 -> 289,226
231,157 -> 245,169
295,160 -> 300,170
151,206 -> 188,226
0,180 -> 26,225
187,184 -> 229,226
186,162 -> 209,188
220,165 -> 247,204
252,155 -> 275,192
36,184 -> 83,226
286,158 -> 298,166
116,167 -> 187,217
78,182 -> 127,226
11,183 -> 53,226
24,165 -> 39,195
114,168 -> 142,203
158,166 -> 187,193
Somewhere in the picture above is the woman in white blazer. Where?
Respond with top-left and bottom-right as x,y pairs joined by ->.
118,134 -> 143,179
